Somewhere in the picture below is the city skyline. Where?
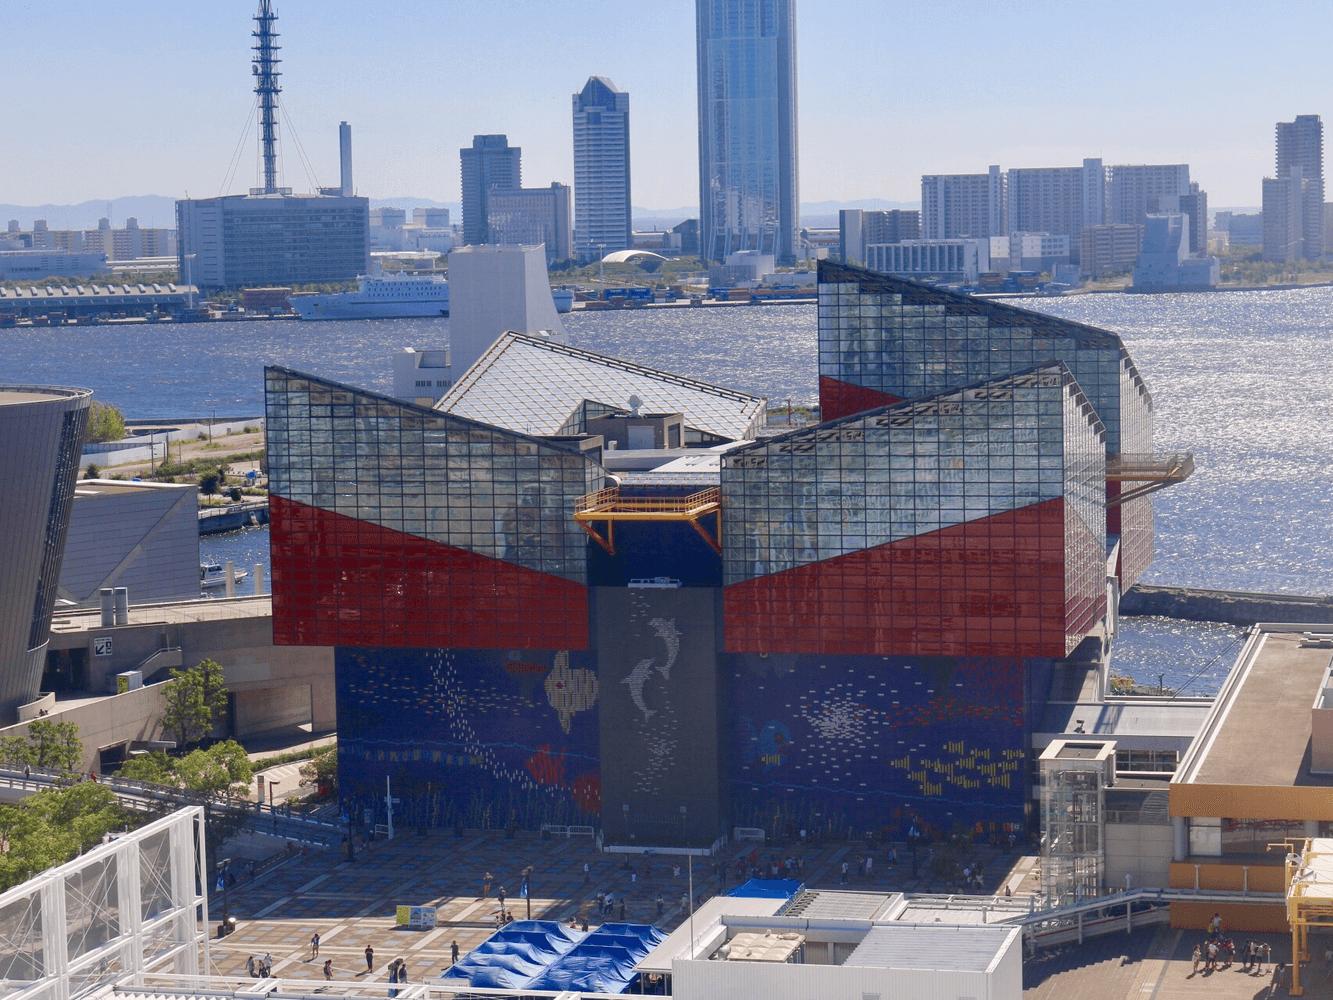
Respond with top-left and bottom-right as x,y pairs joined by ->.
2,0 -> 1330,209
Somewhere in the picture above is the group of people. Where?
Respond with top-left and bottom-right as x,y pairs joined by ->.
245,953 -> 273,978
594,890 -> 627,921
1189,914 -> 1273,977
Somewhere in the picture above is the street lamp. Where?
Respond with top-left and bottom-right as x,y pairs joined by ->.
521,865 -> 534,920
215,857 -> 232,929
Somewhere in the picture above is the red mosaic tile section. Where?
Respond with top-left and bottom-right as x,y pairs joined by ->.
268,496 -> 588,650
818,376 -> 903,421
724,498 -> 1090,658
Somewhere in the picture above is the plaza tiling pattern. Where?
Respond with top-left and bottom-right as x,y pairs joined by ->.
205,832 -> 1031,985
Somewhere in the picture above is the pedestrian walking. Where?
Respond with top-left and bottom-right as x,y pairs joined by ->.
323,959 -> 332,981
583,861 -> 590,885
483,871 -> 492,898
840,860 -> 849,884
1190,944 -> 1201,975
498,886 -> 506,908
310,932 -> 320,958
450,941 -> 459,966
865,856 -> 874,878
581,916 -> 589,932
618,898 -> 626,921
365,945 -> 374,972
656,894 -> 664,917
247,955 -> 257,978
264,953 -> 273,977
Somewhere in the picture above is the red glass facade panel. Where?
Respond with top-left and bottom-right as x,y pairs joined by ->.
269,496 -> 588,650
724,498 -> 1101,658
817,376 -> 902,421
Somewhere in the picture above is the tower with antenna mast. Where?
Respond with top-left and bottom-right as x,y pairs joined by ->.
175,1 -> 369,289
251,0 -> 283,195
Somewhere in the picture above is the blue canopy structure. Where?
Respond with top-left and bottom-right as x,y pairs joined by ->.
727,878 -> 804,899
444,920 -> 665,994
442,920 -> 582,990
526,923 -> 666,994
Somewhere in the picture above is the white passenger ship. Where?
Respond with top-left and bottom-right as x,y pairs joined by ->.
291,272 -> 449,320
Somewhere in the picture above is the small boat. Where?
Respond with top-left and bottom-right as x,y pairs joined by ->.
200,563 -> 248,589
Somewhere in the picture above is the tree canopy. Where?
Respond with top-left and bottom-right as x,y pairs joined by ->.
161,658 -> 228,747
85,401 -> 126,444
0,784 -> 126,891
0,720 -> 83,772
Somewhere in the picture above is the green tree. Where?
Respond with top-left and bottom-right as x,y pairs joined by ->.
26,719 -> 82,771
198,473 -> 220,499
178,740 -> 253,799
117,750 -> 177,784
84,401 -> 126,443
0,737 -> 31,768
298,745 -> 337,796
0,784 -> 126,890
83,463 -> 100,480
161,658 -> 229,747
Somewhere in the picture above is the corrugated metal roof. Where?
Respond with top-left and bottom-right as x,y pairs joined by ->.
843,923 -> 1016,972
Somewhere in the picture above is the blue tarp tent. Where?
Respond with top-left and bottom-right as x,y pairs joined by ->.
525,923 -> 666,994
727,878 -> 804,899
442,919 -> 583,989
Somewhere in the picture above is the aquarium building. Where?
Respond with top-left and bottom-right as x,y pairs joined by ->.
264,260 -> 1188,845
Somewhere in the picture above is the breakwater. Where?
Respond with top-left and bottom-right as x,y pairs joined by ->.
1122,585 -> 1333,627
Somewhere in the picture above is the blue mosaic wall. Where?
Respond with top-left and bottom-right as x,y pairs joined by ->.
336,645 -> 601,830
727,653 -> 1032,838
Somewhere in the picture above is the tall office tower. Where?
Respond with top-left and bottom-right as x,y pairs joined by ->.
460,135 -> 522,246
1275,115 -> 1324,259
920,166 -> 1005,239
1107,164 -> 1190,226
572,77 -> 632,261
1006,158 -> 1103,263
696,0 -> 799,264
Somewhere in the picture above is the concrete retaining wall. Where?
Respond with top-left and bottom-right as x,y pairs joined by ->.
1121,585 -> 1333,627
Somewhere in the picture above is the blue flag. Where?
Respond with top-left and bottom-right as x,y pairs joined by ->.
519,882 -> 528,899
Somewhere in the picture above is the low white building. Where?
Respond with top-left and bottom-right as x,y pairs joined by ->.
638,894 -> 1022,1000
446,244 -> 568,377
0,250 -> 107,279
393,347 -> 453,406
1132,212 -> 1219,292
865,239 -> 990,283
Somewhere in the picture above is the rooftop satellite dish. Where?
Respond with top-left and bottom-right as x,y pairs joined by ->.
628,394 -> 643,417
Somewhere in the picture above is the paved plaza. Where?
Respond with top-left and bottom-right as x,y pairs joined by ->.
208,828 -> 1029,984
210,829 -> 1327,998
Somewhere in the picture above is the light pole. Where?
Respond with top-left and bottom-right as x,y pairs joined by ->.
597,245 -> 606,299
521,865 -> 534,920
216,857 -> 232,928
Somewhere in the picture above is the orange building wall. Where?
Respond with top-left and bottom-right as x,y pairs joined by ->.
1170,861 -> 1286,894
1170,900 -> 1287,933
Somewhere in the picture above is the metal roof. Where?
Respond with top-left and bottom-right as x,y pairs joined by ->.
436,331 -> 766,442
0,283 -> 195,299
843,923 -> 1018,972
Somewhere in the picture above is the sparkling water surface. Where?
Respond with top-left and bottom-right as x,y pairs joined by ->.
9,290 -> 1330,694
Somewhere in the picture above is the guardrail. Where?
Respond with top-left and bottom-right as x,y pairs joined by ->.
540,824 -> 596,839
0,765 -> 340,847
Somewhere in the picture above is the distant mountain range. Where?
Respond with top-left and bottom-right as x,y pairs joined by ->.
1,196 -> 920,233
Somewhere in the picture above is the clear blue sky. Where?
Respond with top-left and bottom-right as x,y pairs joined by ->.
2,0 -> 1324,209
